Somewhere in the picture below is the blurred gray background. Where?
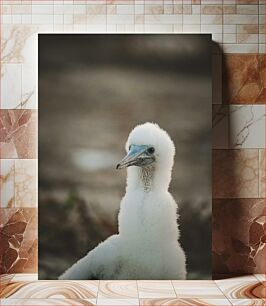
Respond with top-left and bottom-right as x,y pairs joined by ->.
39,34 -> 212,280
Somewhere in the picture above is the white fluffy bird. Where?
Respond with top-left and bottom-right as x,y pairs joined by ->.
60,122 -> 187,280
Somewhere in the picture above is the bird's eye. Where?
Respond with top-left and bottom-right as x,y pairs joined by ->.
147,147 -> 155,154
129,145 -> 132,151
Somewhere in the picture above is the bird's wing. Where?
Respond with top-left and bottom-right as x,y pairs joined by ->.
59,234 -> 121,280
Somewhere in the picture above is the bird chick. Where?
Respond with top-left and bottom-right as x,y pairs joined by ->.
60,122 -> 187,280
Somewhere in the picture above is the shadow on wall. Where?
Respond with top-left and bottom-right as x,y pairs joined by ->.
212,42 -> 266,278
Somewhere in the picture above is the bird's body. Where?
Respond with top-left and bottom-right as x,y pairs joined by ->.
60,123 -> 187,280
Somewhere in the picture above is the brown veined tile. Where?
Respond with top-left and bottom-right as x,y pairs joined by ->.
0,208 -> 37,274
139,298 -> 231,305
230,299 -> 266,306
0,110 -> 37,159
1,280 -> 99,299
14,159 -> 37,207
212,199 -> 266,275
223,55 -> 264,104
98,281 -> 138,299
213,149 -> 259,198
137,281 -> 176,299
0,159 -> 15,208
0,274 -> 14,296
254,274 -> 266,283
97,299 -> 139,305
201,5 -> 223,15
0,299 -> 96,305
215,279 -> 265,299
259,149 -> 265,198
236,0 -> 258,4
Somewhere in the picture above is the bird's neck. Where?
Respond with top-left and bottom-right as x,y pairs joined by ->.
126,164 -> 171,193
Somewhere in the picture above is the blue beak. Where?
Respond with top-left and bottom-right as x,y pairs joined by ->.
116,145 -> 150,169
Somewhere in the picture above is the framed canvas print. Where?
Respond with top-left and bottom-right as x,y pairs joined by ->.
38,34 -> 212,280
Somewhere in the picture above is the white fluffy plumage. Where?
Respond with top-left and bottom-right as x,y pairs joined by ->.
59,122 -> 187,280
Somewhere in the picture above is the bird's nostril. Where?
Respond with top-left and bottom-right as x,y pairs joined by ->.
116,164 -> 120,170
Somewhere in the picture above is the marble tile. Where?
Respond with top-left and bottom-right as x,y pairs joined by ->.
237,25 -> 259,34
97,299 -> 139,305
172,280 -> 225,298
98,281 -> 138,299
213,199 -> 266,275
230,299 -> 266,306
0,274 -> 14,295
1,25 -> 37,65
259,150 -> 265,198
223,15 -> 258,25
21,62 -> 37,109
1,281 -> 99,299
137,281 -> 176,298
215,279 -> 265,299
254,274 -> 266,283
0,299 -> 97,305
139,298 -> 232,305
15,160 -> 37,207
0,110 -> 37,159
229,105 -> 265,149
236,4 -> 259,14
223,5 -> 236,15
222,44 -> 259,53
236,0 -> 258,4
0,208 -> 38,274
237,34 -> 258,44
201,5 -> 223,14
0,160 -> 15,208
223,55 -> 264,104
213,150 -> 259,198
11,274 -> 38,282
1,64 -> 22,109
213,105 -> 229,149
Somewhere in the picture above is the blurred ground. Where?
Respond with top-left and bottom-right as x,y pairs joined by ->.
39,35 -> 212,280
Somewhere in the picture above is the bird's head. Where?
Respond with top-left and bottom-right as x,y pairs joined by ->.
116,122 -> 175,171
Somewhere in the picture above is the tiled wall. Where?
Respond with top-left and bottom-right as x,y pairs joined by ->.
0,0 -> 265,277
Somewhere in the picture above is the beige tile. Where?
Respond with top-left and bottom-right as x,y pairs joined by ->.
254,274 -> 266,282
223,33 -> 236,43
223,5 -> 236,14
138,281 -> 176,299
0,159 -> 15,207
140,299 -> 231,306
1,299 -> 96,305
223,14 -> 258,24
201,15 -> 222,24
98,281 -> 138,299
14,159 -> 37,207
97,299 -> 139,305
201,5 -> 223,14
172,280 -> 225,298
237,33 -> 258,43
237,25 -> 259,34
237,4 -> 258,14
229,299 -> 266,305
144,5 -> 164,15
223,43 -> 258,53
2,281 -> 99,299
259,149 -> 265,198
